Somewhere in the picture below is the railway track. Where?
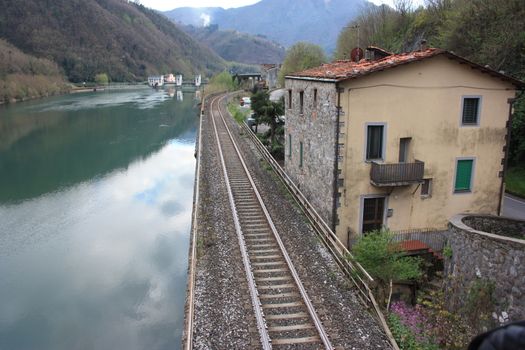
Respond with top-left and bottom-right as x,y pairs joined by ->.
208,94 -> 333,349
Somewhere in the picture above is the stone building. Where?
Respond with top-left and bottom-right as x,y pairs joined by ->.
261,64 -> 281,89
284,47 -> 524,247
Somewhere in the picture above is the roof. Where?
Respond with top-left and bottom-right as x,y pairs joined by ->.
286,48 -> 525,88
261,64 -> 279,70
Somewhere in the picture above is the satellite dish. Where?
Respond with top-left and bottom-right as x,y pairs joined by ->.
350,47 -> 364,62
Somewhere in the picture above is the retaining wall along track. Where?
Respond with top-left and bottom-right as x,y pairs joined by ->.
446,214 -> 525,322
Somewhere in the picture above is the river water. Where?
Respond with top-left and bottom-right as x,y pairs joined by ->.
0,88 -> 198,350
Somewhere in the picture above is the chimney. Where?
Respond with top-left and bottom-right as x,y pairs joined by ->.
420,39 -> 428,51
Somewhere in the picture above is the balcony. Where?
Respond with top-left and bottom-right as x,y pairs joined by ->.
370,160 -> 424,187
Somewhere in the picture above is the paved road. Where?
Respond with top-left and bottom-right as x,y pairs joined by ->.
502,194 -> 525,220
269,88 -> 285,102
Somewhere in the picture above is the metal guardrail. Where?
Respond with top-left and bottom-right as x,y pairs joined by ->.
239,121 -> 399,350
391,228 -> 449,252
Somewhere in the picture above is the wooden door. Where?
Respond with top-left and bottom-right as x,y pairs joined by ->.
362,197 -> 385,233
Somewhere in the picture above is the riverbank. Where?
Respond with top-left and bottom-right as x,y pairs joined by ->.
0,82 -> 152,106
0,74 -> 70,106
187,93 -> 392,348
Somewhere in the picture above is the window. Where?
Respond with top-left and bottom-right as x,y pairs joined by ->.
299,91 -> 304,114
299,141 -> 303,167
288,90 -> 292,109
462,97 -> 481,125
366,124 -> 385,160
288,134 -> 292,158
421,178 -> 432,197
454,159 -> 474,192
313,88 -> 318,106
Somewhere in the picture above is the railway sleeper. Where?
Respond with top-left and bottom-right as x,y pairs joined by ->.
250,254 -> 282,260
259,292 -> 298,299
268,324 -> 315,332
271,336 -> 322,347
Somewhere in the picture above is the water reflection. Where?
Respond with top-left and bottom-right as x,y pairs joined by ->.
0,89 -> 197,350
0,88 -> 197,203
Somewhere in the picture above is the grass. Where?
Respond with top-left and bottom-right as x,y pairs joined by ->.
227,102 -> 250,124
506,166 -> 525,198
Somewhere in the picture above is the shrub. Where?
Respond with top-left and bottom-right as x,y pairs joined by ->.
352,230 -> 422,284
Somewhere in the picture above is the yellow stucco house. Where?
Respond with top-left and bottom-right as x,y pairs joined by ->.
284,47 -> 524,247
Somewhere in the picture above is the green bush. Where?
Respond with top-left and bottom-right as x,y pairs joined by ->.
206,71 -> 238,94
352,230 -> 422,284
95,73 -> 109,85
227,102 -> 249,124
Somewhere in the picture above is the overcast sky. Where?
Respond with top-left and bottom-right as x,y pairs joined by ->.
140,0 -> 424,11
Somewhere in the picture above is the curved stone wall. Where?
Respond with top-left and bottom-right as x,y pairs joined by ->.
446,214 -> 525,322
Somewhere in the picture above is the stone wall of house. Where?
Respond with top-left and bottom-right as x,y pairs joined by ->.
284,78 -> 338,227
445,214 -> 525,322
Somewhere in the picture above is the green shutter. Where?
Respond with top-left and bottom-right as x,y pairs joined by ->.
455,159 -> 473,191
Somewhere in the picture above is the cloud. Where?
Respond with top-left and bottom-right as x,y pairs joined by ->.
199,13 -> 211,26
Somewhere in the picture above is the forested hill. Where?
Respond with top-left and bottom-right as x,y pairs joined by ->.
181,24 -> 285,64
0,0 -> 225,82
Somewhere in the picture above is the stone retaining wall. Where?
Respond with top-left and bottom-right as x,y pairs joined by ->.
446,214 -> 525,322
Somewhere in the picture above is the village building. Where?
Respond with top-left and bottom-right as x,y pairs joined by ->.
261,64 -> 281,89
284,47 -> 524,247
147,75 -> 164,87
164,73 -> 176,84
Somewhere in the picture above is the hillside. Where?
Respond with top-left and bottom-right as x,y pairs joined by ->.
164,0 -> 367,54
0,39 -> 69,104
0,0 -> 225,82
182,24 -> 285,64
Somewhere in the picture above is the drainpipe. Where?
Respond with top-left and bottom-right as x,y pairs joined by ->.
498,92 -> 521,216
332,84 -> 343,232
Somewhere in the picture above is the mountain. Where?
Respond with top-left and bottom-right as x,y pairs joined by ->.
0,0 -> 225,82
164,0 -> 368,53
181,24 -> 286,64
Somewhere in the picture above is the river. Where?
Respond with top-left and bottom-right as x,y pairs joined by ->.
0,87 -> 199,350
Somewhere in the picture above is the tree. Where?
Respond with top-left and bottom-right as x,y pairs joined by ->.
251,91 -> 285,150
278,42 -> 326,86
352,230 -> 422,306
206,71 -> 238,94
95,73 -> 109,85
251,90 -> 269,133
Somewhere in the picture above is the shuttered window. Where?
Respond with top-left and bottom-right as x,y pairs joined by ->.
366,125 -> 384,160
462,97 -> 480,125
455,159 -> 473,192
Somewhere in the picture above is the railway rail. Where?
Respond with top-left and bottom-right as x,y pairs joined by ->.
207,94 -> 333,349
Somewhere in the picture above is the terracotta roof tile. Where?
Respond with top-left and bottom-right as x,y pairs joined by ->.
288,48 -> 443,80
286,48 -> 525,88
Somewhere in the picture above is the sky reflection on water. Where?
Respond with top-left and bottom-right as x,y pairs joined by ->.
0,89 -> 197,350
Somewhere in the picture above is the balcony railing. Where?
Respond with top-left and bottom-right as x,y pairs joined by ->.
370,160 -> 424,187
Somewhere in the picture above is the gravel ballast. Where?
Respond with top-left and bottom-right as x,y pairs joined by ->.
190,94 -> 392,349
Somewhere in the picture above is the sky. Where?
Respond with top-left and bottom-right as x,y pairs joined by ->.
139,0 -> 424,12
